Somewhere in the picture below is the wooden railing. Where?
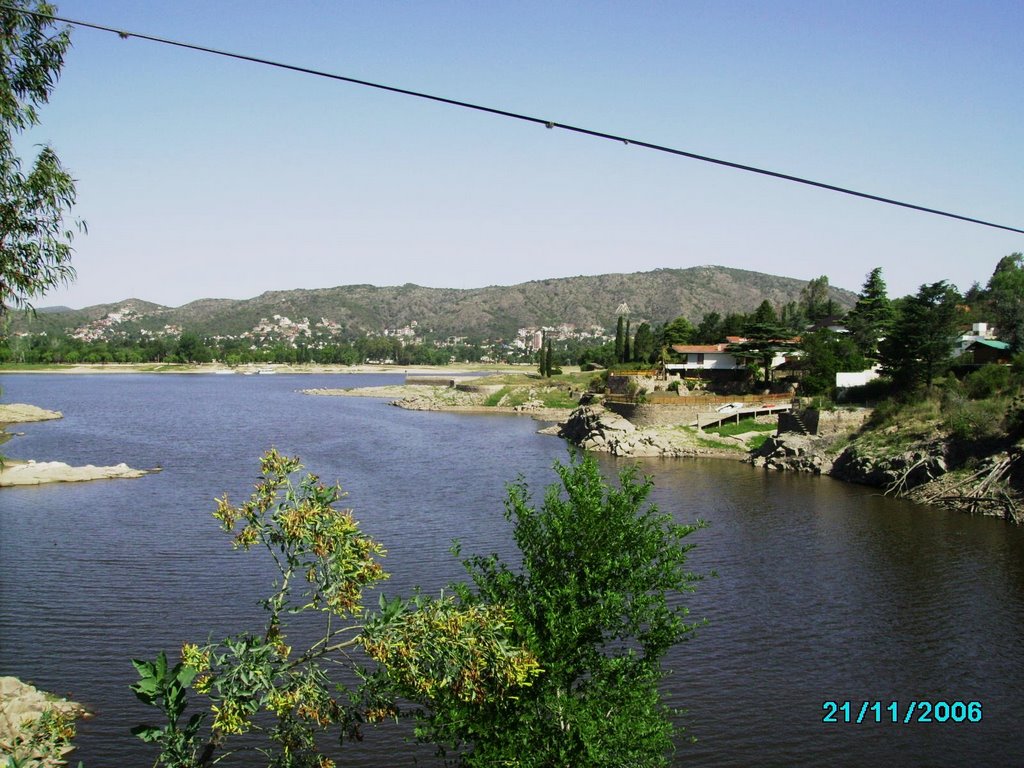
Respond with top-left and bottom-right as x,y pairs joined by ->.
604,392 -> 794,406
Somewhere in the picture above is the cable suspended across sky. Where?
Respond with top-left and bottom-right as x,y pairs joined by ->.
4,1 -> 1022,237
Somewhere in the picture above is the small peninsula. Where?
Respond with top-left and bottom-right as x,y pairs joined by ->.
0,402 -> 151,487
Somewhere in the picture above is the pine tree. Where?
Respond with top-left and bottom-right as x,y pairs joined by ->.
845,267 -> 894,360
879,281 -> 961,389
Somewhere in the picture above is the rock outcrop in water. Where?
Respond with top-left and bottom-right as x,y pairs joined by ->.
0,676 -> 88,765
0,403 -> 63,423
0,460 -> 153,486
1,402 -> 151,487
749,433 -> 837,474
556,405 -> 741,458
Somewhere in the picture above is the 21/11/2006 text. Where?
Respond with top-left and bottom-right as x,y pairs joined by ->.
822,701 -> 982,724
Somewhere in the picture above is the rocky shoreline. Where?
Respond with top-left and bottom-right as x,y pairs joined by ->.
550,404 -> 745,458
0,403 -> 151,487
0,676 -> 88,764
304,384 -> 575,422
749,431 -> 1024,523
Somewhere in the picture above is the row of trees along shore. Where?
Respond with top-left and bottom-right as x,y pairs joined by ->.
4,255 -> 1024,403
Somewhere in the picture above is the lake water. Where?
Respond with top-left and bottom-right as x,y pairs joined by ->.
1,373 -> 1022,766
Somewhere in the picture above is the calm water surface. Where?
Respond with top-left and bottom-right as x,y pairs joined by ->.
1,374 -> 1022,767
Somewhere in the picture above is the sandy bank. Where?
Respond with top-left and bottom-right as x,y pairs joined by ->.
0,460 -> 154,487
0,403 -> 63,424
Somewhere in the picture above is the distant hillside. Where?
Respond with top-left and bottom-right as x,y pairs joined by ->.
20,266 -> 857,340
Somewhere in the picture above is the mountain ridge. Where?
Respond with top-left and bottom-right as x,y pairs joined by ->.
23,266 -> 858,340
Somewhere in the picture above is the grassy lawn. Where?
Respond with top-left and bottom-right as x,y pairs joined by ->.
538,389 -> 580,409
673,425 -> 747,452
475,373 -> 583,409
747,434 -> 771,451
482,386 -> 512,407
703,418 -> 778,438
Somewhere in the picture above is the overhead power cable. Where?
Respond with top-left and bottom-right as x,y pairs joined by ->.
7,4 -> 1024,236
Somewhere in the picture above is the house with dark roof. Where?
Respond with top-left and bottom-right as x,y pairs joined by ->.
964,339 -> 1011,366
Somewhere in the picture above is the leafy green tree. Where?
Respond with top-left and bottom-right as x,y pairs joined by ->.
577,340 -> 616,370
632,321 -> 655,364
719,312 -> 747,339
544,338 -> 554,377
750,299 -> 779,327
731,310 -> 794,387
844,267 -> 893,360
799,328 -> 866,396
660,316 -> 695,346
0,1 -> 83,320
693,311 -> 721,343
175,331 -> 212,364
879,281 -> 962,390
985,253 -> 1024,352
422,454 -> 704,767
779,301 -> 806,332
623,318 -> 632,364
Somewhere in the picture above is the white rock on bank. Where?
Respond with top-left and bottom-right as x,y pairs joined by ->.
0,676 -> 88,750
0,403 -> 63,423
0,460 -> 151,487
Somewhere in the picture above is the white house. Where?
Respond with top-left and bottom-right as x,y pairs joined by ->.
666,344 -> 742,372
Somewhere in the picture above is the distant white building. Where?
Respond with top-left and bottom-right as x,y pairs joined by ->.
836,365 -> 882,389
956,322 -> 997,357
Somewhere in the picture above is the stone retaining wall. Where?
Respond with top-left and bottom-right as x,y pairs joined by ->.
606,401 -> 705,427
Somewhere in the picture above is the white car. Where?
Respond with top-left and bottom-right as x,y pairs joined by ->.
715,402 -> 746,413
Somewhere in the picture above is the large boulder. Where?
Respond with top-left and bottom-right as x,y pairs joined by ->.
750,434 -> 835,474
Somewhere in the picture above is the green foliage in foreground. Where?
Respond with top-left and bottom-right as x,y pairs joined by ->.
130,451 -> 702,767
427,454 -> 705,767
1,707 -> 81,768
131,450 -> 540,768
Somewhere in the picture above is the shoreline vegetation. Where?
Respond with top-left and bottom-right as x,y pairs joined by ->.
0,677 -> 88,762
4,362 -> 1020,521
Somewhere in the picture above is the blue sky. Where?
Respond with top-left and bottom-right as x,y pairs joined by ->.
25,0 -> 1024,309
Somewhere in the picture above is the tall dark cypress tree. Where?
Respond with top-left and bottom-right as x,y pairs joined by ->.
624,319 -> 632,363
614,316 -> 625,363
